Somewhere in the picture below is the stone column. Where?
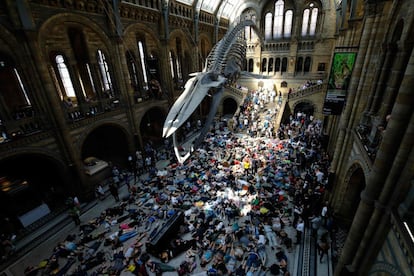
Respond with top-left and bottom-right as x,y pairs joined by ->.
25,31 -> 88,194
112,38 -> 138,153
358,110 -> 414,274
335,37 -> 414,275
159,38 -> 174,104
367,43 -> 397,115
330,3 -> 380,174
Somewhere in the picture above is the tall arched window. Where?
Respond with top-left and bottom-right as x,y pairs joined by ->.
175,38 -> 183,81
97,50 -> 113,94
301,9 -> 310,36
275,58 -> 281,72
245,25 -> 251,41
296,57 -> 303,73
304,57 -> 312,72
268,58 -> 274,72
284,10 -> 293,37
169,51 -> 175,79
138,41 -> 149,89
243,11 -> 257,41
273,0 -> 284,38
248,59 -> 254,72
0,54 -> 31,118
55,54 -> 76,98
302,3 -> 319,36
126,51 -> 140,92
310,7 -> 318,35
261,58 -> 267,72
265,13 -> 273,40
281,57 -> 288,72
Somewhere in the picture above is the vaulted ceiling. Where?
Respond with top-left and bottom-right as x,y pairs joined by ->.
173,0 -> 263,21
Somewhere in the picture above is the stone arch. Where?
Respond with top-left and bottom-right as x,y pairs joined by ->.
123,22 -> 162,56
169,29 -> 194,53
340,162 -> 367,227
292,99 -> 316,117
77,121 -> 133,168
169,29 -> 195,80
38,13 -> 114,61
0,149 -> 70,231
221,96 -> 240,117
0,26 -> 24,63
369,261 -> 405,276
199,33 -> 213,70
139,106 -> 168,147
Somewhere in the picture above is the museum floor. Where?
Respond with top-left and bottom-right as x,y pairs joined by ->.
0,156 -> 335,276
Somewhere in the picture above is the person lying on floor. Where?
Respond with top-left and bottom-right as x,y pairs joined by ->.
242,244 -> 262,273
108,248 -> 126,275
79,226 -> 110,245
146,258 -> 176,276
124,233 -> 146,265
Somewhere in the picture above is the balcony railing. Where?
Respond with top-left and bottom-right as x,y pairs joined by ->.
287,83 -> 327,100
355,124 -> 382,161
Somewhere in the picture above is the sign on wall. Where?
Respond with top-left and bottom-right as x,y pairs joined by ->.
323,52 -> 357,115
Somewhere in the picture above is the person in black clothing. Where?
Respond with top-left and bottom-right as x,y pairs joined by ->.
109,183 -> 120,201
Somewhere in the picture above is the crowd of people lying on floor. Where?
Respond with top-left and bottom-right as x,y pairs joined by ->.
23,89 -> 332,276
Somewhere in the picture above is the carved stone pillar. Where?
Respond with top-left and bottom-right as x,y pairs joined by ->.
329,3 -> 378,174
25,31 -> 88,194
336,32 -> 414,276
159,38 -> 174,104
112,39 -> 138,153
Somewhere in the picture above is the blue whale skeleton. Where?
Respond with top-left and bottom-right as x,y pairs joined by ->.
162,20 -> 262,163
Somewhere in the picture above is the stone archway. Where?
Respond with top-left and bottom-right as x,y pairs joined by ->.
222,97 -> 238,117
293,100 -> 315,118
81,124 -> 130,169
0,153 -> 67,232
341,164 -> 366,227
140,107 -> 166,148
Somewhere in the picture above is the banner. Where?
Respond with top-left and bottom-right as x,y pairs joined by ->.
323,52 -> 357,115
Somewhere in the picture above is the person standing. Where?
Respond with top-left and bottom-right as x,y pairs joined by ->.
318,233 -> 330,263
68,205 -> 80,226
295,219 -> 304,244
109,183 -> 120,202
321,201 -> 329,227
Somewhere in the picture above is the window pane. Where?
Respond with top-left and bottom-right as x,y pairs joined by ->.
245,26 -> 251,41
85,64 -> 96,94
13,68 -> 31,105
273,0 -> 284,38
97,50 -> 112,92
302,9 -> 310,36
261,58 -> 267,72
265,13 -> 273,40
275,58 -> 281,72
248,59 -> 254,72
281,57 -> 287,72
201,0 -> 220,13
304,57 -> 311,72
268,58 -> 274,72
138,41 -> 148,86
218,1 -> 234,19
284,10 -> 293,38
56,55 -> 76,97
310,8 -> 318,35
296,57 -> 303,72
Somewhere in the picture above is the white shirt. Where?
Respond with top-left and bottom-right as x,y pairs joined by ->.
321,206 -> 328,217
296,222 -> 304,232
258,234 -> 266,245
